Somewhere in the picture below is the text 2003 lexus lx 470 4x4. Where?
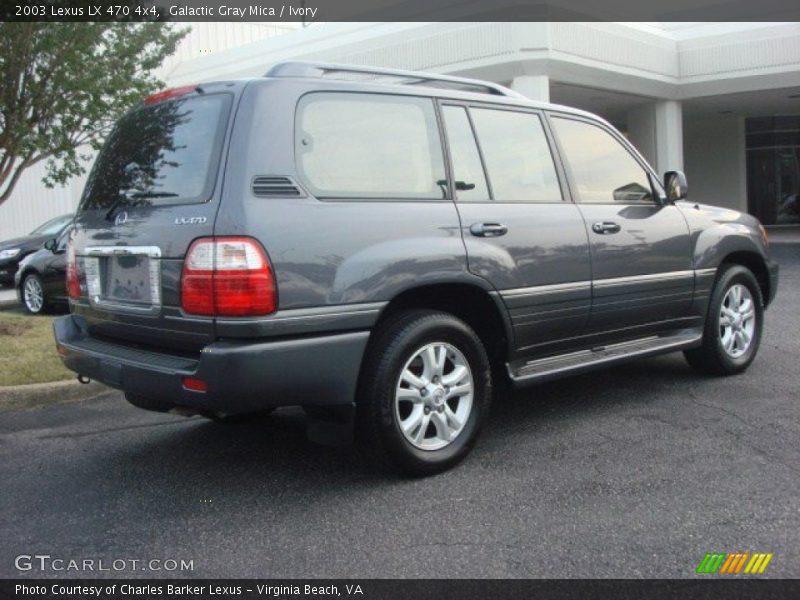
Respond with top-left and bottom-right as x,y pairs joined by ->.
54,62 -> 779,474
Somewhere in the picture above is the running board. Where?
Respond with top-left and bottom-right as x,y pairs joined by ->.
507,330 -> 703,385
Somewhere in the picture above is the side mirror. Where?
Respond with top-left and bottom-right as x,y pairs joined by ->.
43,238 -> 57,252
664,171 -> 688,202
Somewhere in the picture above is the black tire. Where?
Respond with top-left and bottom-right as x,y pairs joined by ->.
684,264 -> 764,376
357,309 -> 491,476
21,273 -> 47,314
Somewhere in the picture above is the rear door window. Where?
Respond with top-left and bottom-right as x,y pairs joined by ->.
469,108 -> 562,203
80,94 -> 231,211
295,93 -> 446,200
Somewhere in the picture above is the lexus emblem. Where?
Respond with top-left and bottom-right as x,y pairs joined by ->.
114,211 -> 128,226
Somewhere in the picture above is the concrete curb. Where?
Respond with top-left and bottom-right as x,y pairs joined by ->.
0,286 -> 20,310
0,379 -> 109,412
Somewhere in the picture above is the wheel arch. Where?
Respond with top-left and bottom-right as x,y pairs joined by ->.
16,266 -> 41,292
719,250 -> 771,305
373,282 -> 514,365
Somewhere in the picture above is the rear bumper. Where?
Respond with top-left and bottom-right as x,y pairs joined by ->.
53,314 -> 369,414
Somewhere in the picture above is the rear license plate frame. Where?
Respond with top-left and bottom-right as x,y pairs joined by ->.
84,246 -> 162,315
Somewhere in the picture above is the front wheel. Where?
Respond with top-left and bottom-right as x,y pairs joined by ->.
684,264 -> 764,375
22,274 -> 47,314
357,309 -> 491,475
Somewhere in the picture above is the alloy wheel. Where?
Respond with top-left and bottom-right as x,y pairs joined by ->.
719,283 -> 756,358
394,342 -> 474,451
23,277 -> 44,313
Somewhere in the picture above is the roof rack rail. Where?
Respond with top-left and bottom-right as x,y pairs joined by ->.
264,61 -> 525,99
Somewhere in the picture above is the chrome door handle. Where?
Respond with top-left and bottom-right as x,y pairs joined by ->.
592,221 -> 621,234
470,223 -> 508,237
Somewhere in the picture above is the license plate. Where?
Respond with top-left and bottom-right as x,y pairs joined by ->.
105,255 -> 151,304
84,246 -> 162,312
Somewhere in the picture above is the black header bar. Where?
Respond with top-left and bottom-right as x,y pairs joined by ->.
2,0 -> 800,22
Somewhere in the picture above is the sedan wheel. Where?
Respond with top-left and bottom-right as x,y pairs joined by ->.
23,275 -> 45,314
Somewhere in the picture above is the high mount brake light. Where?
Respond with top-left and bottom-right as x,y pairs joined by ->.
66,239 -> 81,299
144,85 -> 197,105
181,237 -> 277,317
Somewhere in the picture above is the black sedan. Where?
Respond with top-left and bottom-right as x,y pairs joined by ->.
0,213 -> 73,286
14,229 -> 69,314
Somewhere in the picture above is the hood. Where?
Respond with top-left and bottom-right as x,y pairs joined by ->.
0,234 -> 50,254
676,201 -> 760,228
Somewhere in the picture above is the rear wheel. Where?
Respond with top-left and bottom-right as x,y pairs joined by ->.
357,309 -> 491,475
22,274 -> 46,314
684,264 -> 764,375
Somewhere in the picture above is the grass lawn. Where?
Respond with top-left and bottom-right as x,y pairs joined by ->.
0,308 -> 73,386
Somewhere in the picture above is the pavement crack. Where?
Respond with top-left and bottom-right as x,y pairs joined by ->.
686,393 -> 753,429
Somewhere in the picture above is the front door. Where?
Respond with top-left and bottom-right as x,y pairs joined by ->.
548,115 -> 694,335
440,103 -> 592,357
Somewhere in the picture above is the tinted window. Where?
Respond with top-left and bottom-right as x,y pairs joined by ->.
296,93 -> 446,199
442,106 -> 490,202
469,108 -> 561,202
80,94 -> 230,210
551,117 -> 654,204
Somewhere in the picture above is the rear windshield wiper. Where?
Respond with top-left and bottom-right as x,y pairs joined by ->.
128,191 -> 179,199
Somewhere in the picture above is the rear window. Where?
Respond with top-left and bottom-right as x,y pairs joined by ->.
295,92 -> 446,200
80,94 -> 231,211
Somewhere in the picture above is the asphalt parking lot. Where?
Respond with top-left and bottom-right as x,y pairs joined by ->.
1,244 -> 798,579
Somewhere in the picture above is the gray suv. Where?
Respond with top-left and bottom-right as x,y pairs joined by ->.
54,62 -> 779,474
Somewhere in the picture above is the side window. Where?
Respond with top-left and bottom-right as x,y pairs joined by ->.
469,108 -> 562,203
441,106 -> 490,202
551,117 -> 654,204
295,93 -> 446,200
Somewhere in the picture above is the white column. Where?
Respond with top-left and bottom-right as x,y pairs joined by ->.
626,100 -> 683,175
510,75 -> 550,103
653,100 -> 683,174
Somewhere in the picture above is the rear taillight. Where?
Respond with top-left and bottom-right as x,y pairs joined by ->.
181,237 -> 276,317
66,239 -> 81,299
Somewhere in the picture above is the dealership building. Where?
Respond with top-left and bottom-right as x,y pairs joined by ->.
2,21 -> 799,239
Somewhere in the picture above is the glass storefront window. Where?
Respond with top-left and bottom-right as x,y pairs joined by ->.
746,116 -> 800,225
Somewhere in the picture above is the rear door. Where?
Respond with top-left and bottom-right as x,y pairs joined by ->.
548,114 -> 693,335
70,88 -> 236,352
440,102 -> 591,357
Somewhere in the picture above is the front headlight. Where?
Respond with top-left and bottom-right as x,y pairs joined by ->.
0,248 -> 21,260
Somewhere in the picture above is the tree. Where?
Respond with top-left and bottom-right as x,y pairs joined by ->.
0,23 -> 187,206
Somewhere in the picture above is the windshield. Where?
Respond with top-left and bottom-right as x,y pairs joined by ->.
80,94 -> 231,211
29,214 -> 73,236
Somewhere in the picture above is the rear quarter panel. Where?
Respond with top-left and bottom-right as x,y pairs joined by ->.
215,80 -> 477,338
